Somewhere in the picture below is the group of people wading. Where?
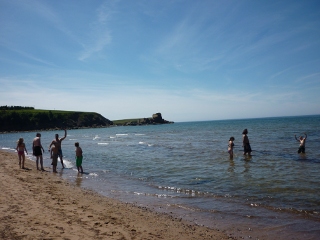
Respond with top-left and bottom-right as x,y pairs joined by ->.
15,129 -> 83,173
16,129 -> 67,172
227,129 -> 307,159
31,129 -> 67,171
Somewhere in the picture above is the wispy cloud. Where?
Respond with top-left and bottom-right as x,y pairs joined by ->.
295,72 -> 320,83
4,48 -> 56,67
150,0 -> 318,76
79,31 -> 111,61
78,2 -> 117,61
1,1 -> 319,121
2,72 -> 316,121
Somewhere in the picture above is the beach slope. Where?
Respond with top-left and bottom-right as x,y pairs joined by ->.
0,151 -> 228,239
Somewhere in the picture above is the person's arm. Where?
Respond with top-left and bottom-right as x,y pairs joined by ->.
48,141 -> 53,151
294,135 -> 299,141
60,129 -> 67,141
32,140 -> 35,155
304,133 -> 307,139
40,140 -> 44,153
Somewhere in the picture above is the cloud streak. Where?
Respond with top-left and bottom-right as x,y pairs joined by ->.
78,2 -> 117,61
0,1 -> 319,121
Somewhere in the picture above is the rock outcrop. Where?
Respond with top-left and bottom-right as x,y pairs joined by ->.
123,113 -> 174,126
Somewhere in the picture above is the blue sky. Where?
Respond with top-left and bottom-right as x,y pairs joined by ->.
1,0 -> 319,122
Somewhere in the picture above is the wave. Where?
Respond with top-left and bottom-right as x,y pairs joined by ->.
93,135 -> 100,140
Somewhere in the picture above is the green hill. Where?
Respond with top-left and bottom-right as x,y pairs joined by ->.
0,107 -> 113,132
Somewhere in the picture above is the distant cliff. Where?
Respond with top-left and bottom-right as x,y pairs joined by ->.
0,108 -> 113,132
112,112 -> 174,126
0,106 -> 174,132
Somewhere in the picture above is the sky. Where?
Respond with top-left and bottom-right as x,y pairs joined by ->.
0,0 -> 320,122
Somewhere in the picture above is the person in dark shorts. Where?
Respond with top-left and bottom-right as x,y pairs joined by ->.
242,129 -> 252,156
295,133 -> 307,154
33,133 -> 45,171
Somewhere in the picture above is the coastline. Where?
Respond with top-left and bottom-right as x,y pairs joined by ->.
0,150 -> 228,239
0,122 -> 173,134
0,125 -> 111,134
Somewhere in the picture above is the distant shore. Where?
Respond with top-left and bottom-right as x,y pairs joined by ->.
0,125 -> 110,134
0,108 -> 173,133
0,122 -> 172,134
0,150 -> 228,239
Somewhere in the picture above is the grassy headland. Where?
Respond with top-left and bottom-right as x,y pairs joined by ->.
0,108 -> 112,132
112,118 -> 150,125
0,106 -> 173,132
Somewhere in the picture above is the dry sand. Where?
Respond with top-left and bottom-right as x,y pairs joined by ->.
0,150 -> 230,240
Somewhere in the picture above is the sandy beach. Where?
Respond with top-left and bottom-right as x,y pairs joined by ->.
0,150 -> 230,240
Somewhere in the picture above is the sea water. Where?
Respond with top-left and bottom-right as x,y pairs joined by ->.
1,115 -> 320,239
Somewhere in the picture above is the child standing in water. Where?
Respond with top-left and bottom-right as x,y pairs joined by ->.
242,129 -> 252,156
16,138 -> 28,169
50,143 -> 59,173
75,142 -> 83,173
228,137 -> 235,159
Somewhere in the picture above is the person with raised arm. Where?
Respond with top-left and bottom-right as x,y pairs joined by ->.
295,133 -> 307,154
49,129 -> 67,168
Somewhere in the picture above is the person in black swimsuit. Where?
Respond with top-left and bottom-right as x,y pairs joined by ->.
242,129 -> 252,156
33,133 -> 45,171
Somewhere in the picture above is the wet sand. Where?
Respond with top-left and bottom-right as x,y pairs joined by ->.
0,150 -> 230,239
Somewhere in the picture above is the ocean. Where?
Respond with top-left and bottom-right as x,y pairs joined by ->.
1,115 -> 320,239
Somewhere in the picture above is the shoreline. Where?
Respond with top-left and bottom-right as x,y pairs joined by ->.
1,116 -> 320,239
0,150 -> 229,239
